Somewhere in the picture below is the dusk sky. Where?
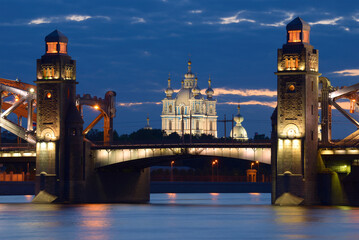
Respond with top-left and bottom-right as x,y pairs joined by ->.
1,0 -> 359,139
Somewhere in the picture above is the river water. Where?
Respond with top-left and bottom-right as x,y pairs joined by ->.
0,193 -> 358,239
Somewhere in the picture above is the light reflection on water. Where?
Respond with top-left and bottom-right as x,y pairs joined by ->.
0,193 -> 358,239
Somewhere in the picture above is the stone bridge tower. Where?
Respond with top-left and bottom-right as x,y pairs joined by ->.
273,17 -> 321,205
35,30 -> 84,202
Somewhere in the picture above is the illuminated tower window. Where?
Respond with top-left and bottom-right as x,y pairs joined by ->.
288,30 -> 301,43
47,42 -> 58,53
43,67 -> 55,79
65,66 -> 72,79
302,31 -> 309,43
59,42 -> 67,54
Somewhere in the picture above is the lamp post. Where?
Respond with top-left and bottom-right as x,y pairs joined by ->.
256,161 -> 260,182
170,160 -> 175,182
212,160 -> 218,182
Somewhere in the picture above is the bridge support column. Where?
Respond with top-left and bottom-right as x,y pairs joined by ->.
84,142 -> 150,203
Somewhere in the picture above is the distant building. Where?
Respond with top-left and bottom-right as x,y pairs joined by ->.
161,60 -> 217,137
144,116 -> 152,130
230,104 -> 248,141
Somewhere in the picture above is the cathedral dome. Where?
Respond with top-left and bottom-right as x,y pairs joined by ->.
230,104 -> 248,141
231,125 -> 248,140
176,88 -> 193,105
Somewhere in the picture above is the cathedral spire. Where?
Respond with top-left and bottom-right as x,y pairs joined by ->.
205,75 -> 214,99
165,73 -> 174,99
188,59 -> 192,73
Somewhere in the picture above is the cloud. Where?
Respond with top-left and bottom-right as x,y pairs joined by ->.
309,17 -> 343,26
260,12 -> 294,27
353,15 -> 359,22
333,69 -> 359,76
190,10 -> 202,14
28,15 -> 109,25
132,17 -> 146,24
200,88 -> 277,97
118,102 -> 161,107
219,11 -> 256,25
29,18 -> 52,25
219,101 -> 277,108
65,15 -> 92,22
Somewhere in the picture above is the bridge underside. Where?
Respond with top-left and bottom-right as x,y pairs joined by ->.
92,146 -> 271,169
96,154 -> 270,171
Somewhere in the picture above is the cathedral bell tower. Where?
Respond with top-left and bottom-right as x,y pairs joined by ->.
273,17 -> 320,205
35,30 -> 84,202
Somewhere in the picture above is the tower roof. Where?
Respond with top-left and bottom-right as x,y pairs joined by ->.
45,30 -> 68,43
286,17 -> 310,31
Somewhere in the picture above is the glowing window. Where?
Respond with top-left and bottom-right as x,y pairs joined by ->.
302,31 -> 309,43
47,42 -> 58,53
288,30 -> 301,43
288,85 -> 295,91
59,42 -> 67,54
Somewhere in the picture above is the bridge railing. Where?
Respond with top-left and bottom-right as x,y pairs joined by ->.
92,140 -> 272,149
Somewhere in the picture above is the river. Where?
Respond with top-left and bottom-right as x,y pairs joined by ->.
0,193 -> 358,239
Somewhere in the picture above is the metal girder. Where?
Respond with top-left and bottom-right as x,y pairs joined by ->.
1,96 -> 26,118
1,102 -> 37,122
0,82 -> 36,145
77,91 -> 116,144
329,82 -> 359,100
83,112 -> 106,135
330,100 -> 359,128
0,118 -> 35,144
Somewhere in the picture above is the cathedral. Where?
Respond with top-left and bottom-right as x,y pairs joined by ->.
161,60 -> 218,137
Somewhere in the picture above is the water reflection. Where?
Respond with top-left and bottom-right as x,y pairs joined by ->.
0,194 -> 358,239
77,204 -> 110,240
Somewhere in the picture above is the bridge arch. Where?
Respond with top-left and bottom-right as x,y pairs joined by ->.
92,146 -> 271,169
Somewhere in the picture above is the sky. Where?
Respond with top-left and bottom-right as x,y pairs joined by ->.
1,0 -> 359,139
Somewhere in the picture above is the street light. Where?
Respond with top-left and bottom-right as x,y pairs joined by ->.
212,160 -> 218,182
170,161 -> 175,182
94,105 -> 100,110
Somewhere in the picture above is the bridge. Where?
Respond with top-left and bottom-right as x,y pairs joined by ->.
2,20 -> 359,205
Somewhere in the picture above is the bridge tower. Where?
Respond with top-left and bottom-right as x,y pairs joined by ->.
35,30 -> 84,202
273,17 -> 321,205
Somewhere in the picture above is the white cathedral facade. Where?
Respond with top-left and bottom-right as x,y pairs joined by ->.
161,60 -> 218,137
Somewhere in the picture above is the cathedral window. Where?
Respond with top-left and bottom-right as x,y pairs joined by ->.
210,122 -> 213,131
169,105 -> 172,113
195,104 -> 199,113
209,105 -> 213,114
196,120 -> 199,130
169,120 -> 172,130
181,106 -> 185,115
